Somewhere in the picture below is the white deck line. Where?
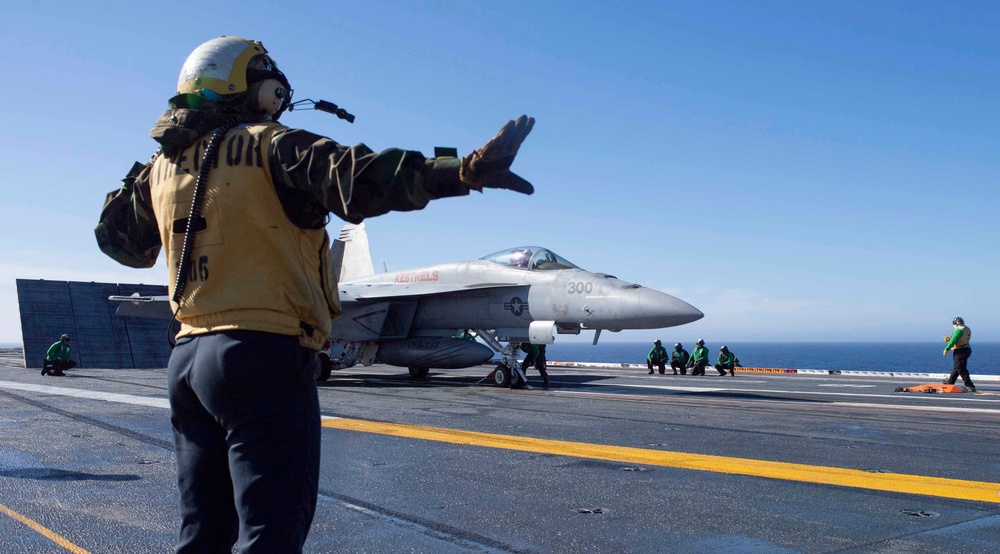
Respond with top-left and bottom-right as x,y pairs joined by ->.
545,362 -> 1000,381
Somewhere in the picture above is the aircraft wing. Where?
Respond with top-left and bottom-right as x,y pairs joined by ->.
109,295 -> 173,319
113,290 -> 361,316
341,282 -> 521,301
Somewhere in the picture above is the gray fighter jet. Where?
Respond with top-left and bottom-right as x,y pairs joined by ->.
110,223 -> 703,387
323,224 -> 702,386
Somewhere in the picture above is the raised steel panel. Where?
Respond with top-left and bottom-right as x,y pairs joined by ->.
16,279 -> 170,369
119,284 -> 171,369
69,281 -> 131,368
16,279 -> 75,369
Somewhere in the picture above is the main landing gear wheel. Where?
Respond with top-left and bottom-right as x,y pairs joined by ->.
316,353 -> 333,382
492,364 -> 511,387
408,366 -> 430,380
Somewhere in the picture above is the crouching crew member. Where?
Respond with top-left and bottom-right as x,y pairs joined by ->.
671,343 -> 689,375
715,345 -> 739,376
647,340 -> 668,374
43,334 -> 76,376
687,339 -> 709,375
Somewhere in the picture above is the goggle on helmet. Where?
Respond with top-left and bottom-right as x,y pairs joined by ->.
177,36 -> 293,117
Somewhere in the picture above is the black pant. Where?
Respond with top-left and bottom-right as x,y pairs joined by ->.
44,359 -> 76,375
521,352 -> 536,378
168,330 -> 320,553
648,359 -> 666,373
946,347 -> 974,388
715,362 -> 734,375
671,360 -> 687,375
689,360 -> 707,375
534,351 -> 548,383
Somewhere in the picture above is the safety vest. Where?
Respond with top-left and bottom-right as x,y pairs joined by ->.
955,325 -> 971,349
149,122 -> 340,350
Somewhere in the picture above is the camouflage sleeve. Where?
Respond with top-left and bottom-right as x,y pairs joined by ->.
269,128 -> 471,224
94,161 -> 163,268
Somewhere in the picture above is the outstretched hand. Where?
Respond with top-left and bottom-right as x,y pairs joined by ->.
461,115 -> 535,195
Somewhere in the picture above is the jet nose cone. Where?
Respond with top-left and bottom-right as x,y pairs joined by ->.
635,288 -> 703,328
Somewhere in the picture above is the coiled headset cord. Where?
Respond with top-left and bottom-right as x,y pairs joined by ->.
168,117 -> 242,346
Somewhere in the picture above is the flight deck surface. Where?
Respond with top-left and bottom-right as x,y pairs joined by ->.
1,361 -> 998,553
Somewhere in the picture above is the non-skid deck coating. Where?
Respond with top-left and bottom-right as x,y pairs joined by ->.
1,361 -> 999,553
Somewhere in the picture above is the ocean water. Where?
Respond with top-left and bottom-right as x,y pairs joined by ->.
4,341 -> 994,375
538,341 -> 1000,376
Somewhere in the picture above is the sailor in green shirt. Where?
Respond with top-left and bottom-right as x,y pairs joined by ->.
647,340 -> 669,374
715,345 -> 739,377
520,343 -> 549,386
942,316 -> 975,392
43,334 -> 76,376
670,343 -> 689,375
687,339 -> 709,375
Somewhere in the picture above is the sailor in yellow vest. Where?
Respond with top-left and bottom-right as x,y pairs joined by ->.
942,316 -> 975,392
95,36 -> 535,553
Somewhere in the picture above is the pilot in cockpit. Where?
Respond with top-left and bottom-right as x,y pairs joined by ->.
511,249 -> 533,268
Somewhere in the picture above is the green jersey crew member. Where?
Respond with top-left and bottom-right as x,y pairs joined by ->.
647,340 -> 668,374
95,36 -> 536,553
687,339 -> 709,375
670,343 -> 689,375
942,316 -> 975,392
42,334 -> 76,376
715,345 -> 739,377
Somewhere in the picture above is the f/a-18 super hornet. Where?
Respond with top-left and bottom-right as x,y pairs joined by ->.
322,224 -> 702,386
110,223 -> 703,387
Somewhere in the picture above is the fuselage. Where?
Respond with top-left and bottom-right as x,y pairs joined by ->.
337,247 -> 702,337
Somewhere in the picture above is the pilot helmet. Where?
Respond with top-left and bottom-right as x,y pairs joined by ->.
177,36 -> 293,119
953,316 -> 965,326
511,249 -> 531,267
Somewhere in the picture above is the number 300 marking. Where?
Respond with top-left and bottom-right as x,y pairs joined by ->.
567,281 -> 593,294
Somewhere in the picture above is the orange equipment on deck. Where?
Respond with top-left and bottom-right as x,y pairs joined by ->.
894,383 -> 970,394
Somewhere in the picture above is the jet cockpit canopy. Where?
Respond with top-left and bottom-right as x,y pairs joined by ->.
480,247 -> 581,271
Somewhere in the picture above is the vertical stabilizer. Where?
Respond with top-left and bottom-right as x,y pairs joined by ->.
331,223 -> 375,282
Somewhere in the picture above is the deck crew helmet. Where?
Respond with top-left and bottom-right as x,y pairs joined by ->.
953,316 -> 965,326
720,345 -> 728,351
674,343 -> 682,349
177,36 -> 293,119
696,339 -> 704,346
60,334 -> 71,342
654,339 -> 661,345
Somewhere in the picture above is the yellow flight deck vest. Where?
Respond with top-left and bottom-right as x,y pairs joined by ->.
149,122 -> 341,350
955,325 -> 971,349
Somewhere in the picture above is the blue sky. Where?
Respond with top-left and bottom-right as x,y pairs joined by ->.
1,1 -> 997,343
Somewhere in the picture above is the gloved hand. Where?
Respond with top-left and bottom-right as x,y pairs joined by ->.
942,348 -> 949,356
460,115 -> 535,194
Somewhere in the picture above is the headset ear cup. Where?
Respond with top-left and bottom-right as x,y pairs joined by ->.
246,79 -> 286,115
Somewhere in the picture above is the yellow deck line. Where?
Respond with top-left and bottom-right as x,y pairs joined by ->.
322,417 -> 1000,504
0,503 -> 90,554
